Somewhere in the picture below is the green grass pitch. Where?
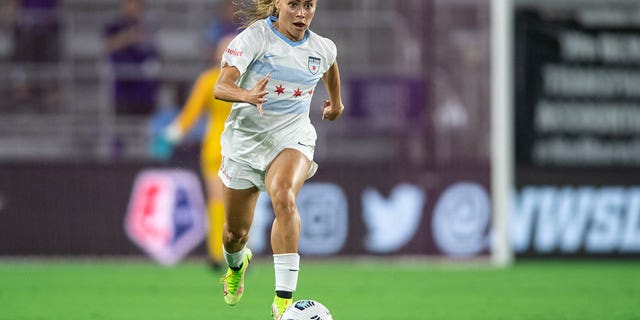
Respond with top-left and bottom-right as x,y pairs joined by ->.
1,258 -> 639,319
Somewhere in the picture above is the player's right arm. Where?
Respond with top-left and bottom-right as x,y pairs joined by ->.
214,25 -> 270,115
214,65 -> 270,115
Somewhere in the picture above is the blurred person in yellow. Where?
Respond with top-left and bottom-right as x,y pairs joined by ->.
156,34 -> 236,269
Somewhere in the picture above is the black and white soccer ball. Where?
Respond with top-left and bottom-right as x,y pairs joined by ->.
281,299 -> 333,320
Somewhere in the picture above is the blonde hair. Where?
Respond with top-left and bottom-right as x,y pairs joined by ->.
235,0 -> 278,29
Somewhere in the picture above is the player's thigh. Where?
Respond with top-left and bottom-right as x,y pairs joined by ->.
222,185 -> 260,231
205,176 -> 224,202
265,148 -> 311,197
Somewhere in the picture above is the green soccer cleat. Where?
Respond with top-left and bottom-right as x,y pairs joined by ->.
271,295 -> 293,320
220,248 -> 252,306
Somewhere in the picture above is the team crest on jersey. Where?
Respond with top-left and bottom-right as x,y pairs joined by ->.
308,56 -> 321,75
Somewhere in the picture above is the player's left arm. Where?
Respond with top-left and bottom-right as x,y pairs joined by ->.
321,60 -> 344,121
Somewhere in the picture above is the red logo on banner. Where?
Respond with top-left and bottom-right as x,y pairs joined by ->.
125,169 -> 206,265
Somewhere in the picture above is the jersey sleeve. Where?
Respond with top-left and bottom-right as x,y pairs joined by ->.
326,38 -> 337,68
319,37 -> 337,74
220,26 -> 263,75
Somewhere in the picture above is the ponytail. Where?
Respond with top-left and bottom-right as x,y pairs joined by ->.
235,0 -> 278,29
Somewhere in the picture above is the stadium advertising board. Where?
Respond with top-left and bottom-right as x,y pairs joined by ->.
513,183 -> 640,255
515,6 -> 640,257
0,163 -> 491,258
516,8 -> 640,167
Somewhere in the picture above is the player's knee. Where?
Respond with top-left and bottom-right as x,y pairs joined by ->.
225,228 -> 249,243
271,189 -> 297,218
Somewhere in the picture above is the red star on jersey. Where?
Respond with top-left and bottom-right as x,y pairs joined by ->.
293,88 -> 303,98
308,89 -> 313,95
275,84 -> 285,95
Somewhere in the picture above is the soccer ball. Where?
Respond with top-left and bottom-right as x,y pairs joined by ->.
280,299 -> 333,320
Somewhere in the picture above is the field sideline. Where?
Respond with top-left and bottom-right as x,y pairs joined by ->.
1,258 -> 639,319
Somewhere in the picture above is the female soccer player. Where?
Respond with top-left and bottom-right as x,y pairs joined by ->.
214,0 -> 344,318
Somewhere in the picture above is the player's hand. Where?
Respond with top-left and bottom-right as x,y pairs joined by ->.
321,99 -> 344,121
150,123 -> 182,160
247,73 -> 270,116
150,130 -> 174,160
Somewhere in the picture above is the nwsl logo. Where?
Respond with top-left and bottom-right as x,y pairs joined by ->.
125,169 -> 206,266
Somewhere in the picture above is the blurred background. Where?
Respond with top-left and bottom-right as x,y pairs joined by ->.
0,0 -> 639,273
2,0 -> 640,319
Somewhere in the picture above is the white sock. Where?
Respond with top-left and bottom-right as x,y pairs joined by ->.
274,253 -> 300,292
224,245 -> 246,269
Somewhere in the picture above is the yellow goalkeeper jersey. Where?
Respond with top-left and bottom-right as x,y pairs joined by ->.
173,67 -> 232,178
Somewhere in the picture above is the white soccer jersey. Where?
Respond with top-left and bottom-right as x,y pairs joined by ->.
220,16 -> 337,171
